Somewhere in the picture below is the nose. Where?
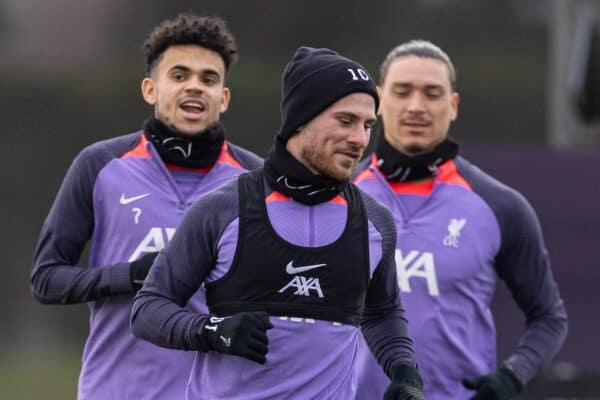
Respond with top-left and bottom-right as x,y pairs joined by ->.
347,125 -> 370,150
406,92 -> 426,113
185,75 -> 204,93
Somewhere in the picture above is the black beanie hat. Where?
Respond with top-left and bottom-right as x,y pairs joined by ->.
278,46 -> 379,143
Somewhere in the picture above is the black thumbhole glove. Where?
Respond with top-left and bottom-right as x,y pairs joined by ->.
197,311 -> 273,364
129,252 -> 158,291
462,366 -> 523,400
383,364 -> 424,400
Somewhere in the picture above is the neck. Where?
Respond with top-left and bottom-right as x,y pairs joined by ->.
375,130 -> 459,182
143,117 -> 225,168
263,138 -> 348,205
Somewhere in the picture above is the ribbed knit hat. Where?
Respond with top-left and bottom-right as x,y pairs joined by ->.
278,46 -> 379,143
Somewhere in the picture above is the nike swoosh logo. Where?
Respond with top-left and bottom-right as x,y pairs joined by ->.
120,193 -> 150,205
286,261 -> 327,274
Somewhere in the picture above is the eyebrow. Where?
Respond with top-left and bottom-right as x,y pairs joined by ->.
169,65 -> 222,78
391,82 -> 445,91
334,111 -> 376,124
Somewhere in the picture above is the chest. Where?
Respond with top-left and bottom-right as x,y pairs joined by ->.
366,181 -> 501,294
91,158 -> 240,262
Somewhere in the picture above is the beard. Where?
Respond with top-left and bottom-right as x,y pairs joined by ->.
300,146 -> 361,181
402,142 -> 429,156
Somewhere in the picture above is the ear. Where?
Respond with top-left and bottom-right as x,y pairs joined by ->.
376,86 -> 383,115
220,87 -> 231,113
450,92 -> 460,121
141,77 -> 157,105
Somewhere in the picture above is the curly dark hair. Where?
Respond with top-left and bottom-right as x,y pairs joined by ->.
143,14 -> 237,74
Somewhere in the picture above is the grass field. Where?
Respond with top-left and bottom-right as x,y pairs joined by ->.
0,348 -> 80,399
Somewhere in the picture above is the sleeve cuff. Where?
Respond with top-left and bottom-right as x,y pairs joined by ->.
106,262 -> 134,295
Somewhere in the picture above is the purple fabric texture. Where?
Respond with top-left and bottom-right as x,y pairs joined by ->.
354,156 -> 567,400
31,132 -> 262,400
131,177 -> 417,399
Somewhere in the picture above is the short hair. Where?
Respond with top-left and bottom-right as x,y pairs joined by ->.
143,14 -> 237,75
379,40 -> 457,90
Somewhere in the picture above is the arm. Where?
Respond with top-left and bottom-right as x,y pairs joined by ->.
462,191 -> 568,400
359,193 -> 423,399
132,243 -> 271,358
495,192 -> 568,384
359,192 -> 418,374
31,143 -> 135,304
130,190 -> 222,349
361,259 -> 417,375
131,185 -> 272,362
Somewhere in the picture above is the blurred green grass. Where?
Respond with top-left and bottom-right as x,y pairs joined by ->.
0,348 -> 80,399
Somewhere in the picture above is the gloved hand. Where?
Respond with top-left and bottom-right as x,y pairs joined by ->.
129,252 -> 159,291
462,366 -> 523,400
383,363 -> 424,400
197,311 -> 273,364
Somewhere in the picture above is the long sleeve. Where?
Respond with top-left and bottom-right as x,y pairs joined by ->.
494,191 -> 568,383
457,157 -> 568,384
31,139 -> 137,304
131,180 -> 240,349
360,191 -> 418,376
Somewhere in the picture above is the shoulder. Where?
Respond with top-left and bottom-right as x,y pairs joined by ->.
76,131 -> 142,169
455,156 -> 534,222
226,142 -> 264,171
454,156 -> 542,250
187,176 -> 241,223
64,131 -> 142,186
356,185 -> 396,239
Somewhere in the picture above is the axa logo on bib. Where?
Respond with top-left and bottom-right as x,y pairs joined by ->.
278,260 -> 326,298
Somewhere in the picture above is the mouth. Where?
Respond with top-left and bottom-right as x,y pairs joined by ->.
179,99 -> 206,119
338,151 -> 362,163
402,120 -> 431,133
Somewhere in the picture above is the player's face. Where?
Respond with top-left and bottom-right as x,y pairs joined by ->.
378,55 -> 459,155
287,92 -> 376,181
141,44 -> 230,135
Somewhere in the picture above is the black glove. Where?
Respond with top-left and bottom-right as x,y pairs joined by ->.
197,311 -> 273,364
129,252 -> 158,291
462,367 -> 523,400
383,364 -> 424,400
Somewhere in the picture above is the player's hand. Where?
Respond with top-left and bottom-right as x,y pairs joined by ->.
383,364 -> 424,400
198,311 -> 273,364
129,252 -> 159,291
462,367 -> 523,400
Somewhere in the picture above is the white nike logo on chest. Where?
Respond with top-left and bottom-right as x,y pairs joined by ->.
285,261 -> 327,274
120,193 -> 150,205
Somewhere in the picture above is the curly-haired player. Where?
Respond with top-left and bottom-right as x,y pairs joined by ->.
31,14 -> 262,400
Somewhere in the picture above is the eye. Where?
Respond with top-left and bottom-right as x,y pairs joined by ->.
203,76 -> 217,86
425,89 -> 443,99
393,90 -> 409,98
338,118 -> 352,126
172,72 -> 186,81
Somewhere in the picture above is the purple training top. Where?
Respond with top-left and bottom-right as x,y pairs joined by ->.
131,174 -> 418,399
31,131 -> 262,400
353,155 -> 568,400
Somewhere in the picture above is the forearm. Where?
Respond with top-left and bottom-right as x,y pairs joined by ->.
131,290 -> 206,350
361,301 -> 417,376
504,302 -> 568,383
30,262 -> 132,304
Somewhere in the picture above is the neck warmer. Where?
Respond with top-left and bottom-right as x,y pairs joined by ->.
263,138 -> 348,205
143,117 -> 225,168
375,133 -> 459,182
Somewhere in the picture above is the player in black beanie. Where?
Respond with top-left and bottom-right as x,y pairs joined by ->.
131,46 -> 424,399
